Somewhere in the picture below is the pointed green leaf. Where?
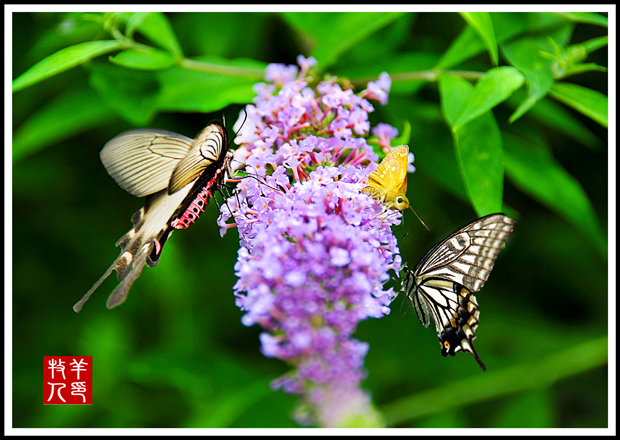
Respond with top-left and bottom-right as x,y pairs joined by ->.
435,25 -> 481,70
504,131 -> 607,256
459,12 -> 498,65
580,35 -> 609,54
550,12 -> 608,28
155,56 -> 267,113
87,61 -> 160,126
109,48 -> 176,70
436,12 -> 567,70
125,12 -> 150,38
558,63 -> 607,79
130,12 -> 183,57
452,67 -> 524,131
506,92 -> 600,150
439,75 -> 505,216
502,39 -> 552,123
392,120 -> 411,147
13,85 -> 117,163
546,36 -> 608,80
502,24 -> 575,123
438,75 -> 470,128
453,113 -> 504,216
549,82 -> 608,128
13,40 -> 124,93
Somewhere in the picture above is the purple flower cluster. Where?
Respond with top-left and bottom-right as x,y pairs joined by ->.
219,56 -> 406,427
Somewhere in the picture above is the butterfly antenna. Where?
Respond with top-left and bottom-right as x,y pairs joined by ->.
233,108 -> 248,140
400,296 -> 412,314
216,187 -> 236,219
409,205 -> 430,231
219,109 -> 226,129
242,168 -> 283,194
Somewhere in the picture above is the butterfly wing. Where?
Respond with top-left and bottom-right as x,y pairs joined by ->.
74,184 -> 194,312
168,123 -> 227,194
77,123 -> 229,312
365,145 -> 408,189
404,214 -> 515,370
414,214 -> 515,291
361,145 -> 410,211
100,129 -> 193,197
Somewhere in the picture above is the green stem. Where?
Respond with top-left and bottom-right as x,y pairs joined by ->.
380,335 -> 608,426
350,69 -> 485,87
180,59 -> 265,78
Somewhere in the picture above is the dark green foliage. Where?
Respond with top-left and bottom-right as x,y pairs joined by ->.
12,11 -> 608,428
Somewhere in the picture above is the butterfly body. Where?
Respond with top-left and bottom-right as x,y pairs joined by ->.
402,214 -> 515,371
74,122 -> 230,312
361,145 -> 410,211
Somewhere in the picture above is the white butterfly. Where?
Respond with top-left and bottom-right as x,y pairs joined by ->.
74,122 -> 232,312
402,214 -> 515,370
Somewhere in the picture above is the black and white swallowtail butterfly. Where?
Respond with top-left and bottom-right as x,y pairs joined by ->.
402,214 -> 515,371
74,122 -> 232,312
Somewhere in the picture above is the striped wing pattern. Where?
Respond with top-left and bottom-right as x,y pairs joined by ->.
168,124 -> 226,194
100,129 -> 193,197
403,214 -> 515,370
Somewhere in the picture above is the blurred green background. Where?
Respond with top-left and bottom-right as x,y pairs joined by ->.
12,11 -> 608,428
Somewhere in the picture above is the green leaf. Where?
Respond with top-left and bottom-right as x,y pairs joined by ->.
580,35 -> 609,54
549,82 -> 608,128
109,48 -> 177,71
436,12 -> 567,70
280,12 -> 405,69
125,12 -> 150,38
502,41 -> 553,123
439,75 -> 505,216
503,131 -> 607,256
438,75 -> 470,128
435,24 -> 482,70
129,12 -> 183,57
557,63 -> 607,79
452,67 -> 525,131
505,92 -> 600,150
12,40 -> 124,92
541,35 -> 608,80
386,95 -> 469,202
23,14 -> 104,68
13,85 -> 117,163
459,12 -> 498,65
453,114 -> 505,216
392,120 -> 411,147
155,57 -> 265,113
87,61 -> 160,126
550,12 -> 608,28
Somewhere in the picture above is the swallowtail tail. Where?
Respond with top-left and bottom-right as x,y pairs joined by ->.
402,214 -> 515,370
74,122 -> 232,312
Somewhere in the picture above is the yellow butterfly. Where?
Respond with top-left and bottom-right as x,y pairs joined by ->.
361,145 -> 428,229
361,145 -> 410,211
